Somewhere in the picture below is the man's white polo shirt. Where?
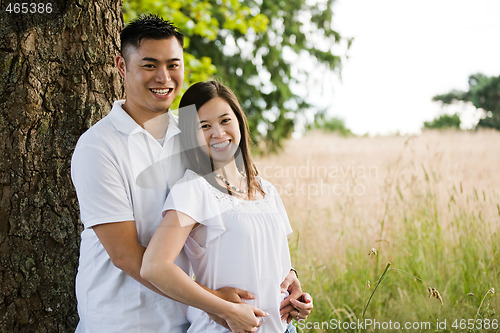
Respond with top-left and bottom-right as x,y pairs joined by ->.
71,100 -> 189,333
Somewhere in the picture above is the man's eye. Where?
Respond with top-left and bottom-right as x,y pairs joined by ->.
143,64 -> 155,68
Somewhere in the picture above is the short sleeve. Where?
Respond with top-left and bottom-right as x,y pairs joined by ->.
268,183 -> 292,235
71,144 -> 134,229
163,171 -> 225,245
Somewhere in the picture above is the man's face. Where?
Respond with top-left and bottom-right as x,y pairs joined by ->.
116,37 -> 184,122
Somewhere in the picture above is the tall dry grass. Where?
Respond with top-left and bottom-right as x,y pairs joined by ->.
256,129 -> 500,332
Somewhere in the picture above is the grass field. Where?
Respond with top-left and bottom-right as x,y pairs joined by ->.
256,130 -> 500,332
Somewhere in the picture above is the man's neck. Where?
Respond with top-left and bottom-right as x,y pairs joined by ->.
121,102 -> 170,139
142,112 -> 170,139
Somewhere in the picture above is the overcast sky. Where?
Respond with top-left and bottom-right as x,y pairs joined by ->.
320,0 -> 500,135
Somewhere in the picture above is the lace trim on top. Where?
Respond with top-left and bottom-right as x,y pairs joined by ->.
185,169 -> 276,214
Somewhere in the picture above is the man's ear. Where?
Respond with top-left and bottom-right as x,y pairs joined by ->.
116,55 -> 126,78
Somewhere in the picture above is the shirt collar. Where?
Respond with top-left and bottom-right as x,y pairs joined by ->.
109,100 -> 180,141
165,112 -> 181,142
108,100 -> 142,136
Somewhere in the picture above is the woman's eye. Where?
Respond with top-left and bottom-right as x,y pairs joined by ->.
221,118 -> 231,124
200,124 -> 210,130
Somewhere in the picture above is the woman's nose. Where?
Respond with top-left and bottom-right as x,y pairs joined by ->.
211,125 -> 225,138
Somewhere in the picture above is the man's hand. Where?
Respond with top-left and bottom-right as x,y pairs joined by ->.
208,287 -> 256,329
279,269 -> 302,323
215,286 -> 256,304
279,270 -> 313,323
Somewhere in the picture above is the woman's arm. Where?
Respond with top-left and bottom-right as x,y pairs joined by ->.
141,210 -> 267,333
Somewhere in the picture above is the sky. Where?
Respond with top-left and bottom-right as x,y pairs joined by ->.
316,0 -> 500,135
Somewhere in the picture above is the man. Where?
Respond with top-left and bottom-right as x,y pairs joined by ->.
71,14 -> 311,332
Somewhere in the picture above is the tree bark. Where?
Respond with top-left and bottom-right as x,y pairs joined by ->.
0,1 -> 123,331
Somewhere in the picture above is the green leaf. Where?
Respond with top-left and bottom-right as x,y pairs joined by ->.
123,0 -> 349,149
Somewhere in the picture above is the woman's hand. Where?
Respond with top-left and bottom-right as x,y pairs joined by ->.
289,293 -> 313,321
222,302 -> 268,333
280,292 -> 313,323
207,287 -> 256,329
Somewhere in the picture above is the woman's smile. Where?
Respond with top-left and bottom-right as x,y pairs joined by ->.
210,140 -> 231,151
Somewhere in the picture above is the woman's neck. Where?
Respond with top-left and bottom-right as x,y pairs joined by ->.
213,161 -> 248,197
214,160 -> 241,180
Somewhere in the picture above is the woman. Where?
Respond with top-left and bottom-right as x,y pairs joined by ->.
141,81 -> 311,332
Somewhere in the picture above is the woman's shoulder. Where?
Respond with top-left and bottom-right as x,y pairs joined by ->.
181,168 -> 200,180
258,176 -> 279,197
171,169 -> 207,191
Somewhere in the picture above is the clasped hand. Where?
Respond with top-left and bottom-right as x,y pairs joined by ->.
209,283 -> 313,332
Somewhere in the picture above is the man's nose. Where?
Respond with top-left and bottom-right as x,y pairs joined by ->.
156,67 -> 171,83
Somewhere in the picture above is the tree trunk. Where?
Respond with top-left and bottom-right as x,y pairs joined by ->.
0,1 -> 123,331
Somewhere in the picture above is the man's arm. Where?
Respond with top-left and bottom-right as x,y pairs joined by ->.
94,219 -> 259,331
93,220 -> 257,305
93,221 -> 170,297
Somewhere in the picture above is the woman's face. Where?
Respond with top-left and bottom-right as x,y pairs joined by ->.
196,97 -> 241,168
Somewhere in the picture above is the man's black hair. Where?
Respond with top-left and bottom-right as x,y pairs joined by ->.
120,14 -> 184,58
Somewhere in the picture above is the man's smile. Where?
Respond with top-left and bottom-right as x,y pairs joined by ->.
150,88 -> 173,96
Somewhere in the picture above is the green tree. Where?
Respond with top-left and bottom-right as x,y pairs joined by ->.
433,73 -> 500,130
123,0 -> 349,149
309,113 -> 352,136
1,0 -> 123,331
423,114 -> 461,130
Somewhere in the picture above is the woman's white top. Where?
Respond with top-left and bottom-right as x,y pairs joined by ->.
163,169 -> 292,333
